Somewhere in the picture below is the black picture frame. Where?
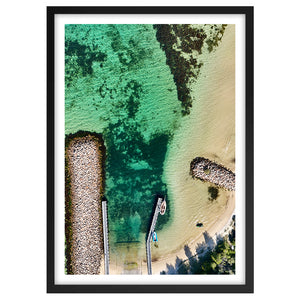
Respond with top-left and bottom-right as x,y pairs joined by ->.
47,6 -> 253,293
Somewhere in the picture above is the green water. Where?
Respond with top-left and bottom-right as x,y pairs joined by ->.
65,24 -> 183,247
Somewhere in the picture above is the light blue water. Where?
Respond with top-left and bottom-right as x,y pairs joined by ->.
65,24 -> 183,247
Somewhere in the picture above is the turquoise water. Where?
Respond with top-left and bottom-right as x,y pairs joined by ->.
65,25 -> 183,247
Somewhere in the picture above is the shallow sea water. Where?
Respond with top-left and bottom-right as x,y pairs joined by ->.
65,24 -> 183,269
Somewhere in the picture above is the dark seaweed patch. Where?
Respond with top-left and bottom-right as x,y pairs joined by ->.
208,186 -> 219,201
123,80 -> 142,118
107,24 -> 153,71
205,24 -> 227,52
65,40 -> 107,86
153,24 -> 206,116
103,120 -> 170,240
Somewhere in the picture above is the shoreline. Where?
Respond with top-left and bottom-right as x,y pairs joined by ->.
151,194 -> 235,274
166,211 -> 236,274
151,24 -> 236,274
65,131 -> 106,275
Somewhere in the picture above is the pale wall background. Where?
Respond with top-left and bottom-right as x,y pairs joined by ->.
1,0 -> 299,299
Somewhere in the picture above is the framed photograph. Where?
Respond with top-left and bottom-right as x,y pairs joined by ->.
47,6 -> 253,293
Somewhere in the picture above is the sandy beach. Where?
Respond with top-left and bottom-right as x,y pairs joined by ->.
65,134 -> 105,274
149,25 -> 236,274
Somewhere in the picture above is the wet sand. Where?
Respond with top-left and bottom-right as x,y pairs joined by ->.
150,25 -> 236,274
66,134 -> 105,274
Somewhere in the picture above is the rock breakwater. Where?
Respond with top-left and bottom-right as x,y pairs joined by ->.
65,131 -> 106,274
190,157 -> 235,191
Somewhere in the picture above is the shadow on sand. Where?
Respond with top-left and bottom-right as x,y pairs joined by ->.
160,218 -> 235,275
160,231 -> 217,274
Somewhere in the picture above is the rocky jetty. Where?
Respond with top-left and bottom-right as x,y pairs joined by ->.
65,132 -> 106,274
190,157 -> 235,191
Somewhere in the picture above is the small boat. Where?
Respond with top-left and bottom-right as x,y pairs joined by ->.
152,231 -> 158,242
160,198 -> 167,215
